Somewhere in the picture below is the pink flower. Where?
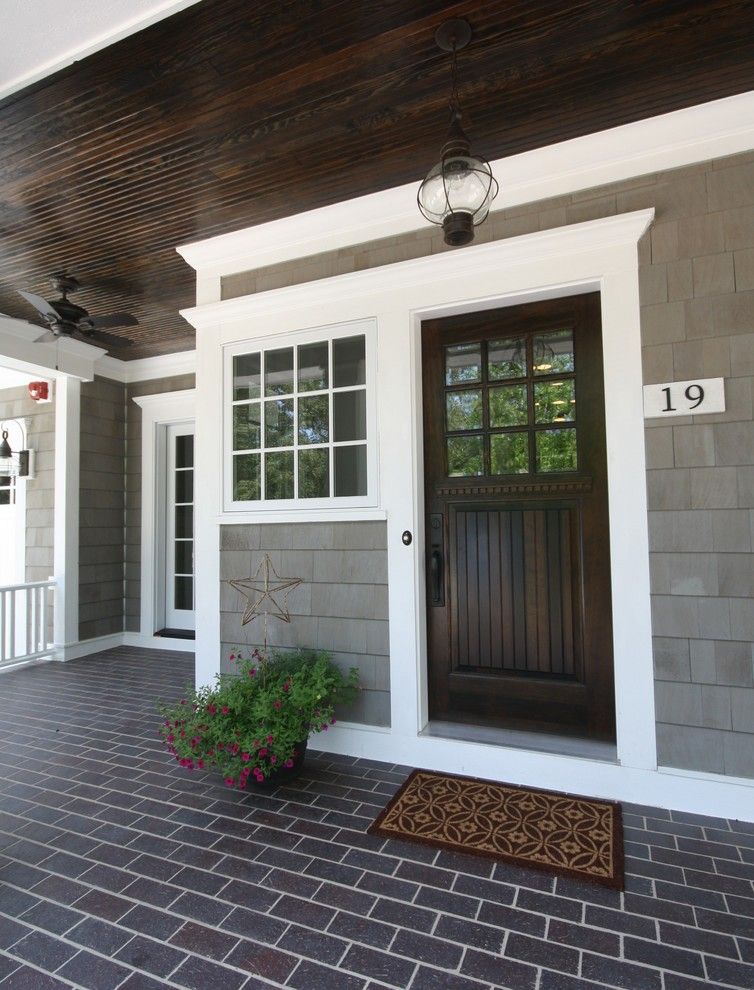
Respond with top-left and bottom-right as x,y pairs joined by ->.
282,681 -> 290,692
221,706 -> 230,715
283,759 -> 294,768
166,734 -> 175,743
180,699 -> 187,706
258,747 -> 268,758
229,653 -> 236,661
273,700 -> 282,710
248,668 -> 256,677
206,704 -> 216,716
238,780 -> 247,789
241,752 -> 251,762
270,755 -> 277,764
330,718 -> 336,725
266,735 -> 274,744
196,759 -> 204,769
231,743 -> 240,755
224,777 -> 235,787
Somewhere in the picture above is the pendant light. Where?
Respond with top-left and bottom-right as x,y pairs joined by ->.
417,18 -> 499,247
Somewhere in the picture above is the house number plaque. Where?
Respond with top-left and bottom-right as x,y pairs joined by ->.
643,377 -> 725,419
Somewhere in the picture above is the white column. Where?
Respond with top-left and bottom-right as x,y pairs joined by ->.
53,375 -> 80,656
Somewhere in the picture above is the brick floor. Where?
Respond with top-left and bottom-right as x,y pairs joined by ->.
0,647 -> 752,989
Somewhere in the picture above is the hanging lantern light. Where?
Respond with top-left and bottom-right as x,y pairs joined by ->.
418,19 -> 499,247
0,423 -> 32,478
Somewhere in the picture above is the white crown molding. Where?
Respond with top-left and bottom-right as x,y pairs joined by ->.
132,388 -> 196,411
177,91 -> 754,278
181,210 -> 655,330
96,348 -> 196,384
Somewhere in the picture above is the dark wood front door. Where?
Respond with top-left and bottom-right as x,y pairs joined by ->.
422,294 -> 615,741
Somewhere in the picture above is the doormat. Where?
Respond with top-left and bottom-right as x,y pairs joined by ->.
369,769 -> 623,889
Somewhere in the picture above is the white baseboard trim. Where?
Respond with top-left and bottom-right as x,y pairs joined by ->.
56,633 -> 125,660
310,724 -> 754,823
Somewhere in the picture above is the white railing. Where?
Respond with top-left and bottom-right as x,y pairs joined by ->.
0,580 -> 55,669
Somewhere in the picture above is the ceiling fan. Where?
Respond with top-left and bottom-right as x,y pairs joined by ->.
9,273 -> 138,348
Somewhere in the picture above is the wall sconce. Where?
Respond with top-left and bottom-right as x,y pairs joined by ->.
417,18 -> 499,246
0,422 -> 34,478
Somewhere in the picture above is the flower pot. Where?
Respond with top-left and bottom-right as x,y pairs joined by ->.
248,739 -> 309,789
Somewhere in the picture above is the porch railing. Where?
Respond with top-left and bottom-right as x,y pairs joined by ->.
0,580 -> 55,669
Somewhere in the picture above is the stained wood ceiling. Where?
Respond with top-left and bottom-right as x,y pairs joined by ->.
0,0 -> 752,359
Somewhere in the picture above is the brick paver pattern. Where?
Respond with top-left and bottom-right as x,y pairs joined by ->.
0,647 -> 752,989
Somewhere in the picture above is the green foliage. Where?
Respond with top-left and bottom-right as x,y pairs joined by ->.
158,648 -> 359,789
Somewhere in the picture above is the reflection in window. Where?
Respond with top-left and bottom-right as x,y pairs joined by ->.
534,380 -> 575,424
299,448 -> 329,498
445,343 -> 481,385
446,390 -> 482,432
335,445 -> 367,496
265,450 -> 295,500
536,429 -> 577,472
533,328 -> 574,374
265,348 -> 294,395
489,385 -> 528,427
491,433 -> 529,475
333,336 -> 366,387
489,337 -> 526,380
447,436 -> 484,477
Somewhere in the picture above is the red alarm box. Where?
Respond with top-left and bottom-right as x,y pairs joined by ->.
28,381 -> 50,402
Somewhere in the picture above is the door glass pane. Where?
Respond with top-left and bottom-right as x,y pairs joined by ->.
491,433 -> 529,474
233,402 -> 261,450
175,470 -> 193,503
264,398 -> 294,447
175,434 -> 193,468
447,435 -> 484,476
446,390 -> 482,431
534,380 -> 576,423
175,504 -> 193,538
533,328 -> 574,374
265,450 -> 294,499
298,394 -> 329,444
536,429 -> 577,472
334,445 -> 367,496
175,576 -> 193,610
233,352 -> 261,400
175,541 -> 192,574
333,335 -> 366,387
298,342 -> 329,392
489,384 -> 528,427
234,453 -> 260,500
489,338 -> 526,380
264,347 -> 294,395
299,448 -> 329,498
333,390 -> 366,442
445,343 -> 481,385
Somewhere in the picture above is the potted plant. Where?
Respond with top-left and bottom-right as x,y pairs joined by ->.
158,648 -> 359,789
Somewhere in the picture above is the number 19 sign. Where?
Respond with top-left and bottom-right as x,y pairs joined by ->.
643,377 -> 725,419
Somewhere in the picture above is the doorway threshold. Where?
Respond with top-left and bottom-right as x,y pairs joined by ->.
422,720 -> 618,763
154,628 -> 195,641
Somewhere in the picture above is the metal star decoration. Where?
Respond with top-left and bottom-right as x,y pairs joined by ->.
230,555 -> 303,627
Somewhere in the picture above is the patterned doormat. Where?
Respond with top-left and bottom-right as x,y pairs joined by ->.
369,769 -> 624,889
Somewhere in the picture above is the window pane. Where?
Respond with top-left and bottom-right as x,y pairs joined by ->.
298,394 -> 329,444
489,337 -> 526,380
447,435 -> 484,477
175,470 -> 193,503
536,429 -> 577,472
233,352 -> 261,400
175,434 -> 193,468
489,384 -> 528,427
233,402 -> 261,450
175,504 -> 193,538
534,380 -> 576,423
266,450 -> 294,499
299,448 -> 329,498
445,343 -> 481,385
264,398 -> 294,447
335,445 -> 367,496
333,335 -> 366,387
265,347 -> 294,395
490,433 -> 529,475
298,341 -> 329,392
174,576 -> 193,610
533,328 -> 574,374
446,389 -> 482,432
175,540 -> 193,574
333,390 -> 366,442
234,453 -> 260,501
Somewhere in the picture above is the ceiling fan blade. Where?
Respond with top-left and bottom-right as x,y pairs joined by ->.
18,289 -> 59,323
75,328 -> 132,349
85,312 -> 139,330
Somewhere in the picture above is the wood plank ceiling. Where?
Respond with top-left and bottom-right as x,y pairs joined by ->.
0,0 -> 753,359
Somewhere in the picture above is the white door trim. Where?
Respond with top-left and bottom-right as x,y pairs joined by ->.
133,390 -> 196,641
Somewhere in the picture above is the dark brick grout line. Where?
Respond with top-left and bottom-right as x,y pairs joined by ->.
0,649 -> 752,990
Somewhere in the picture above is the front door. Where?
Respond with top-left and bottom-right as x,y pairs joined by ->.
422,294 -> 614,741
164,424 -> 195,632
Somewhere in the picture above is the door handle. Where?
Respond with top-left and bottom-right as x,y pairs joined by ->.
431,548 -> 444,606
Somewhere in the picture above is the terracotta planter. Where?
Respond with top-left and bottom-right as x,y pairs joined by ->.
249,739 -> 309,789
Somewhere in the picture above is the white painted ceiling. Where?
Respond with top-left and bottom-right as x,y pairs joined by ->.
0,0 -> 203,101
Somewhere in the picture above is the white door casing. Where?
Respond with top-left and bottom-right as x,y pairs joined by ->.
164,422 -> 195,631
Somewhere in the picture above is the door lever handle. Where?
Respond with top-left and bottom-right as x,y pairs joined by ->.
430,548 -> 444,606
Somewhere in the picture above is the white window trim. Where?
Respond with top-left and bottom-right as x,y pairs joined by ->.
222,320 -> 378,516
133,389 -> 196,650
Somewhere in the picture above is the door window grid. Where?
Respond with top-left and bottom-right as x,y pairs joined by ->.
172,435 -> 194,613
0,477 -> 15,506
443,329 -> 577,477
230,334 -> 368,502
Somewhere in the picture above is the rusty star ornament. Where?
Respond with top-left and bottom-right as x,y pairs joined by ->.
230,555 -> 303,626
